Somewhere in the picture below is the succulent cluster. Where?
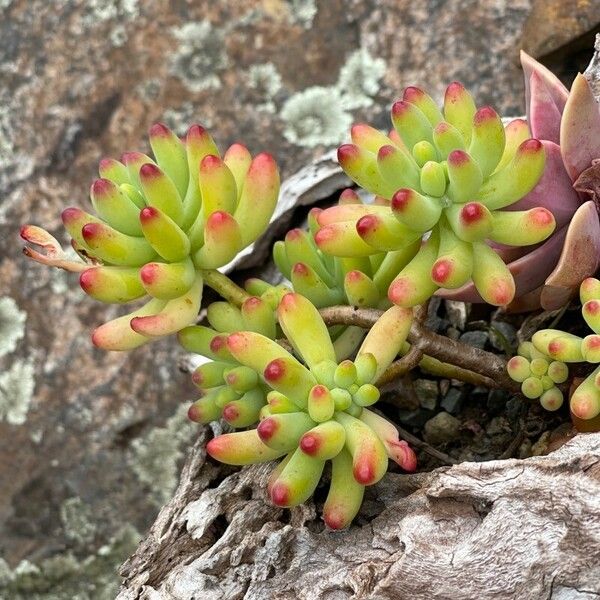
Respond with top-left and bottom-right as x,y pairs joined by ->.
314,83 -> 554,307
206,293 -> 416,528
178,288 -> 288,426
20,48 -> 600,529
529,278 -> 600,421
507,342 -> 568,411
21,123 -> 280,349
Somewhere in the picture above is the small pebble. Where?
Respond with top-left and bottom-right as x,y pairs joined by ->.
414,379 -> 439,411
459,330 -> 488,349
441,388 -> 464,414
423,411 -> 461,445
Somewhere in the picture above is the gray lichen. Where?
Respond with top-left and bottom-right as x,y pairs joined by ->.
129,405 -> 195,506
0,525 -> 140,600
287,0 -> 318,28
281,86 -> 352,148
162,102 -> 212,138
337,48 -> 386,109
0,359 -> 35,425
60,497 -> 97,547
0,296 -> 26,358
170,21 -> 228,93
248,63 -> 283,113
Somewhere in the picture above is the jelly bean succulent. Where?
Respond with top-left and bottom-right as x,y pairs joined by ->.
20,41 -> 600,530
507,342 -> 568,412
21,123 -> 279,349
528,278 -> 600,421
206,293 -> 417,528
314,83 -> 554,307
178,290 -> 287,426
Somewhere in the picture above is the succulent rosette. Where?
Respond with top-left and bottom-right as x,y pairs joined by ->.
274,189 -> 414,311
178,289 -> 288,426
531,277 -> 600,421
503,52 -> 600,310
206,293 -> 417,528
21,123 -> 280,350
507,341 -> 568,411
314,83 -> 554,308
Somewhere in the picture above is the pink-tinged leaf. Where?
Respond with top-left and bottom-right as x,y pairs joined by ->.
507,141 -> 581,228
520,50 -> 568,124
541,201 -> 600,310
438,226 -> 568,304
20,225 -> 90,272
561,74 -> 600,181
528,71 -> 562,143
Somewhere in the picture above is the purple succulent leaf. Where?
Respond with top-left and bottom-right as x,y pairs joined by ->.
520,50 -> 568,125
573,159 -> 600,207
560,74 -> 600,181
541,200 -> 600,310
508,141 -> 582,228
505,286 -> 543,313
528,70 -> 562,143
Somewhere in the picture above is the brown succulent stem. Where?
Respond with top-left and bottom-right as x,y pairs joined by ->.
319,305 -> 520,393
417,354 -> 499,388
377,346 -> 424,386
201,269 -> 250,307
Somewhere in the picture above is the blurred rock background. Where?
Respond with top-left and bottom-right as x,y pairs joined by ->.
0,0 -> 598,597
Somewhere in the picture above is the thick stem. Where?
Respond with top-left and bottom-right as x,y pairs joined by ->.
320,305 -> 520,393
201,269 -> 250,307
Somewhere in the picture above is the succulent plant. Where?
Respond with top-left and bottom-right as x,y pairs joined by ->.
314,83 -> 553,307
530,277 -> 600,420
21,123 -> 280,350
205,292 -> 417,528
274,189 -> 416,311
496,52 -> 600,311
507,341 -> 567,411
178,287 -> 290,426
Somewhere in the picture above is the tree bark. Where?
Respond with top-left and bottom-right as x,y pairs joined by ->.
117,429 -> 600,600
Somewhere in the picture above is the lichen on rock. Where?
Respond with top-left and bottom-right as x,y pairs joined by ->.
170,21 -> 228,92
286,0 -> 318,28
0,526 -> 140,600
281,86 -> 352,147
337,48 -> 386,109
0,359 -> 35,425
60,497 -> 97,547
128,405 -> 196,506
247,63 -> 283,113
0,296 -> 26,358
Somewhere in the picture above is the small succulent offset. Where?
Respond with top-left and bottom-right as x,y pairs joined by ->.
507,342 -> 568,411
178,290 -> 287,427
314,83 -> 554,307
21,123 -> 279,349
529,278 -> 600,421
206,293 -> 417,528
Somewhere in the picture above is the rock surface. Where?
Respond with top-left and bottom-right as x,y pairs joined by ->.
1,0 -> 600,597
117,430 -> 600,600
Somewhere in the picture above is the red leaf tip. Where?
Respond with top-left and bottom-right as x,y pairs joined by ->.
257,417 -> 278,441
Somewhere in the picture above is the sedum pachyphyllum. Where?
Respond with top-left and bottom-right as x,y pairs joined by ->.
530,278 -> 600,421
206,292 -> 417,529
178,288 -> 288,427
21,123 -> 280,350
507,341 -> 568,412
314,83 -> 554,308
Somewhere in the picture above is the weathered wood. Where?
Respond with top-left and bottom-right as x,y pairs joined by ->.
118,431 -> 600,600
